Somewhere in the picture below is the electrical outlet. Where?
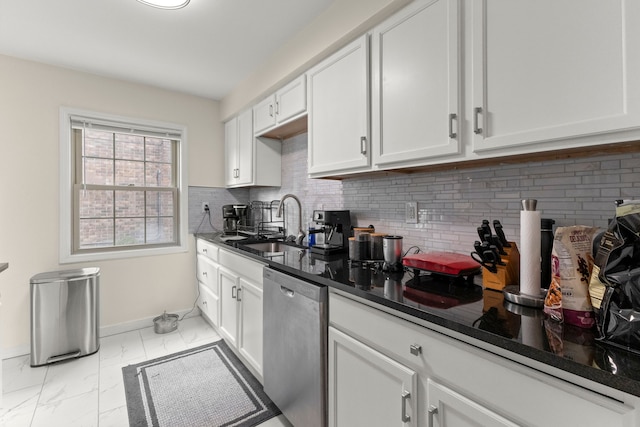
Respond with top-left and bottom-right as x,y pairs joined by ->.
405,202 -> 418,224
201,202 -> 210,213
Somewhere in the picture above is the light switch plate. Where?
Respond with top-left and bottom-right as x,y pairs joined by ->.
405,202 -> 418,224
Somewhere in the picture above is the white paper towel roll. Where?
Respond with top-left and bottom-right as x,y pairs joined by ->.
520,209 -> 542,296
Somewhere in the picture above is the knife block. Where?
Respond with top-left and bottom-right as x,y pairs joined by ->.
482,242 -> 520,291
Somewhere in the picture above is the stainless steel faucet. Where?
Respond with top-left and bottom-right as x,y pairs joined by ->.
277,193 -> 306,245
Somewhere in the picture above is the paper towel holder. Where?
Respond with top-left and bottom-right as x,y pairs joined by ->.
504,198 -> 546,308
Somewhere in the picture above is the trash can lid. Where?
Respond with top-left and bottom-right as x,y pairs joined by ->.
30,267 -> 100,284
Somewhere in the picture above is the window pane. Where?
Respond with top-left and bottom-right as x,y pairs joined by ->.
79,219 -> 113,248
115,160 -> 144,186
84,130 -> 113,158
84,158 -> 113,185
146,191 -> 174,217
79,190 -> 113,218
115,218 -> 145,246
115,134 -> 144,161
145,163 -> 173,187
115,191 -> 144,217
146,138 -> 172,163
147,217 -> 174,244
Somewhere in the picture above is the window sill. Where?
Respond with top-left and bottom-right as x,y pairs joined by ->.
59,243 -> 188,264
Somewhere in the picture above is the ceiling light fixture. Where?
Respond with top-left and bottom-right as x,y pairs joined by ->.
136,0 -> 190,9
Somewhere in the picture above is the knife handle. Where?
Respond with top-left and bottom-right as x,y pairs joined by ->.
477,227 -> 487,242
494,223 -> 512,247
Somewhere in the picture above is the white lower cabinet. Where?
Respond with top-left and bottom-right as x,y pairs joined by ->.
329,326 -> 417,427
196,245 -> 220,327
329,291 -> 637,427
217,248 -> 265,381
196,239 -> 265,381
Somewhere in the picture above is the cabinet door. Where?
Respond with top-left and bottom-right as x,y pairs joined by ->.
224,117 -> 238,186
426,379 -> 517,427
198,283 -> 219,327
236,109 -> 254,185
372,0 -> 460,167
218,267 -> 239,347
472,0 -> 640,152
329,327 -> 417,427
237,277 -> 263,379
307,34 -> 370,177
253,95 -> 276,135
275,75 -> 306,124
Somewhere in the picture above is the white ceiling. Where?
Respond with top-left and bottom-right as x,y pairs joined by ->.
0,0 -> 333,100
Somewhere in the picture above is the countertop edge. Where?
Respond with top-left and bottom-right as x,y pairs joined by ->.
197,233 -> 640,399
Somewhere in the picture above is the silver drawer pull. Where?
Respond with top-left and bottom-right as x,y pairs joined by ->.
202,271 -> 207,277
360,136 -> 367,155
401,390 -> 411,422
236,288 -> 242,302
202,248 -> 207,253
231,285 -> 236,299
428,405 -> 438,427
410,344 -> 422,356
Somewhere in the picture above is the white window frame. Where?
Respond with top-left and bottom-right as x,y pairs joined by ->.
59,107 -> 189,263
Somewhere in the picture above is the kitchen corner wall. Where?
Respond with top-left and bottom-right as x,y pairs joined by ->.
248,134 -> 640,255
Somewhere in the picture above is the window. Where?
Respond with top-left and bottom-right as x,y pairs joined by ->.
60,108 -> 188,262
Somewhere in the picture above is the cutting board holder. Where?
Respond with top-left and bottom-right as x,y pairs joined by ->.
482,242 -> 520,291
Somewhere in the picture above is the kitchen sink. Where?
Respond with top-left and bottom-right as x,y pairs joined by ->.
240,241 -> 307,254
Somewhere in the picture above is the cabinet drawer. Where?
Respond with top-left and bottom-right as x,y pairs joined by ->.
197,255 -> 219,294
330,292 -> 429,371
198,283 -> 218,327
196,238 -> 219,262
219,248 -> 265,285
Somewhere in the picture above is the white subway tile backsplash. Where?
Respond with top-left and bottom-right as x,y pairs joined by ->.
190,133 -> 639,255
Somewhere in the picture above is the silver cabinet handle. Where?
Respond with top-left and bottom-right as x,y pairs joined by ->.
202,300 -> 207,306
269,104 -> 274,117
360,136 -> 367,155
231,285 -> 236,299
401,391 -> 411,422
275,101 -> 280,115
202,248 -> 207,253
236,287 -> 242,302
410,344 -> 422,356
428,405 -> 438,427
202,271 -> 207,277
448,113 -> 457,139
474,107 -> 482,134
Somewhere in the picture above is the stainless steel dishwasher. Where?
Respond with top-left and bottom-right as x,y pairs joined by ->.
263,267 -> 327,427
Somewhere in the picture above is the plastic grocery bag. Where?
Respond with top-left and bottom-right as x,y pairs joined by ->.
589,200 -> 640,353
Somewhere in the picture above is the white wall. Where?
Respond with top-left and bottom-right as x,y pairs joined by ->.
220,0 -> 411,119
0,54 -> 222,355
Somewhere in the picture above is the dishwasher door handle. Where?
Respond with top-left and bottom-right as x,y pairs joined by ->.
280,286 -> 295,297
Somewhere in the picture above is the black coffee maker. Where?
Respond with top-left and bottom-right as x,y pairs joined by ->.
222,204 -> 249,234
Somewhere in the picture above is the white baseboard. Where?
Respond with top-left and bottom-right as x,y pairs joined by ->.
2,308 -> 202,360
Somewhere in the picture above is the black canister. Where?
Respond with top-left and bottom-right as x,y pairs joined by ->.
541,218 -> 555,289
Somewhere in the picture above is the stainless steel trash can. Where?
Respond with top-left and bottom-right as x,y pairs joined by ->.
30,268 -> 100,367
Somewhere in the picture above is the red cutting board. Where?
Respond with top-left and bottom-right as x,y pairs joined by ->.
402,252 -> 481,277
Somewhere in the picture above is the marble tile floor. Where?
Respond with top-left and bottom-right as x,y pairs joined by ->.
1,315 -> 292,427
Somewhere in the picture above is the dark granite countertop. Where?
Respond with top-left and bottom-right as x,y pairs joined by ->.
197,233 -> 640,398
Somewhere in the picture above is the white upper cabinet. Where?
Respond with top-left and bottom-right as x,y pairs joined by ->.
307,35 -> 370,177
253,75 -> 307,136
224,109 -> 281,188
471,0 -> 640,152
372,0 -> 461,168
